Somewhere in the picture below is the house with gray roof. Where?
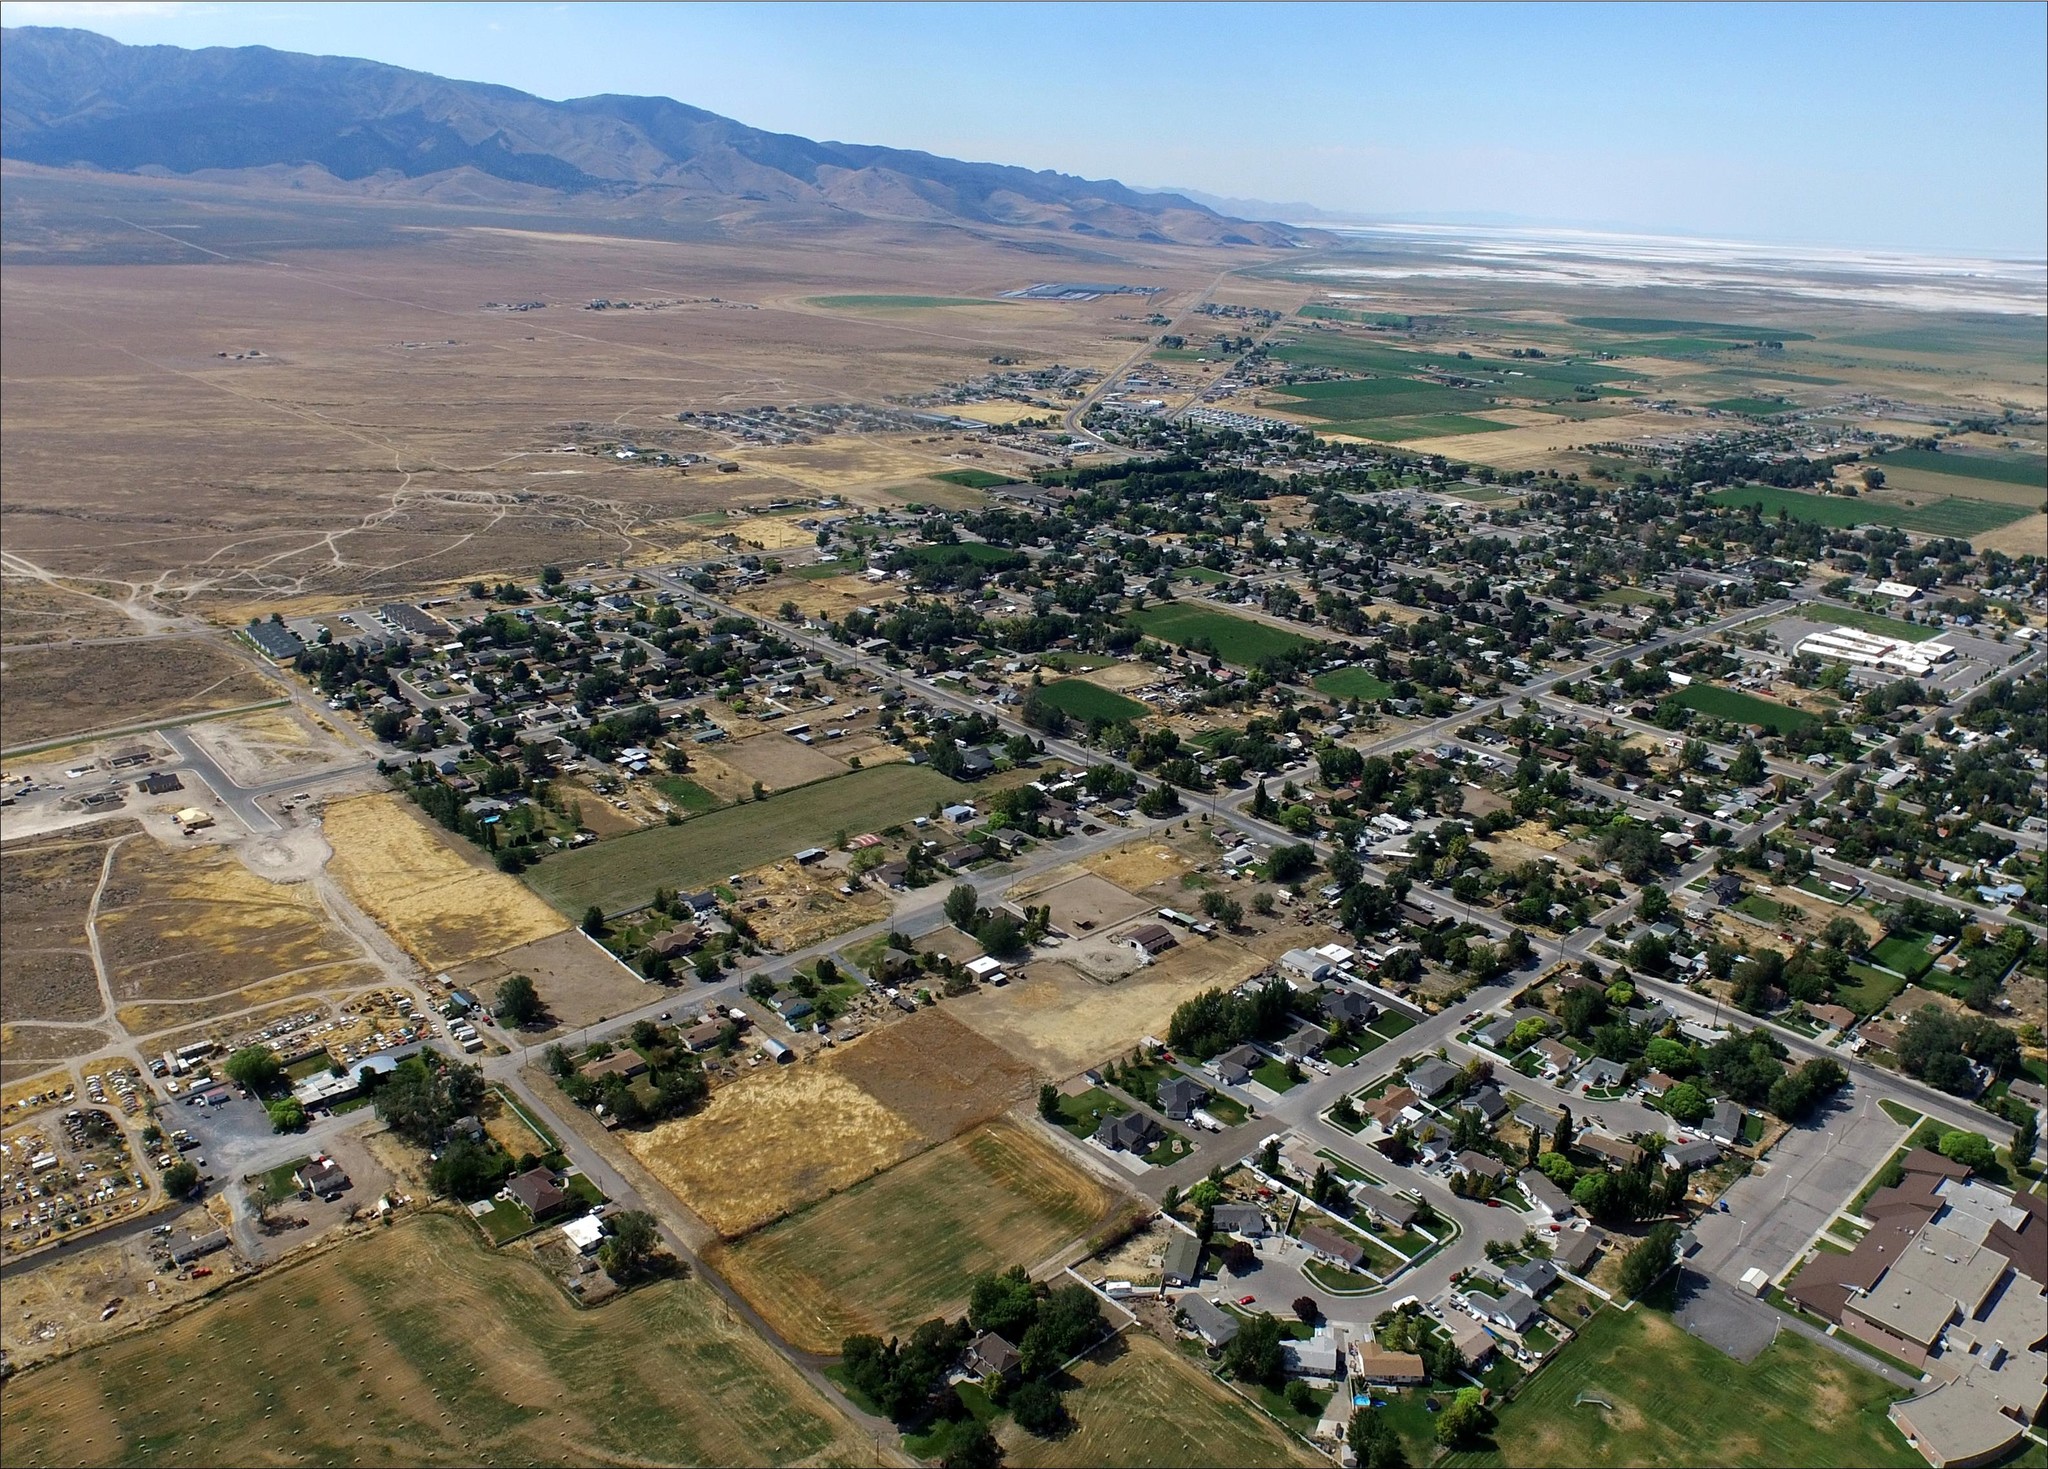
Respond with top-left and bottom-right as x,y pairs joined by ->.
1407,1057 -> 1461,1099
1178,1293 -> 1239,1348
1705,1100 -> 1748,1145
1162,1231 -> 1203,1287
1502,1258 -> 1560,1297
1157,1075 -> 1207,1120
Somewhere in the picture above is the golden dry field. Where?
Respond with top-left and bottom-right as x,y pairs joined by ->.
320,792 -> 568,970
0,1211 -> 879,1468
0,639 -> 279,750
711,1121 -> 1117,1352
0,833 -> 114,1026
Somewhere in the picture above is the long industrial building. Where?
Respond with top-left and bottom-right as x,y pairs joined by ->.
1795,626 -> 1955,678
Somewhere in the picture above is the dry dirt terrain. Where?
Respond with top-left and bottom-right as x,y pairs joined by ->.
320,792 -> 568,971
443,927 -> 654,1037
622,1007 -> 1033,1237
0,833 -> 115,1026
0,638 -> 279,749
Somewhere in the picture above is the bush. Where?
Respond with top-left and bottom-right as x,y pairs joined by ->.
1937,1129 -> 1996,1173
1009,1380 -> 1067,1436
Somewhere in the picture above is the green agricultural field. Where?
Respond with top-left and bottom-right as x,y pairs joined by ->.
528,764 -> 962,915
809,294 -> 1001,308
0,1212 -> 870,1468
1269,335 -> 1430,376
1570,317 -> 1814,340
1272,377 -> 1494,421
901,541 -> 1026,568
1672,683 -> 1816,734
1800,603 -> 1941,642
1130,602 -> 1313,666
1299,304 -> 1413,327
1314,667 -> 1394,701
1707,485 -> 2029,538
1874,449 -> 2047,488
931,468 -> 1022,489
1033,677 -> 1148,723
1440,1302 -> 1917,1469
1706,397 -> 1799,417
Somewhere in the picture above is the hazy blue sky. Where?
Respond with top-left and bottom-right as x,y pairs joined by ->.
6,1 -> 2044,255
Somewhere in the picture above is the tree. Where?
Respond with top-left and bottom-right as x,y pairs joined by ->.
581,905 -> 607,938
1293,1295 -> 1321,1325
1350,1407 -> 1410,1469
940,1425 -> 1004,1469
945,883 -> 981,931
1037,1083 -> 1061,1122
1435,1387 -> 1493,1449
597,1208 -> 661,1280
1552,1105 -> 1575,1156
494,973 -> 543,1027
969,1265 -> 1039,1343
250,1174 -> 292,1223
1223,1312 -> 1285,1387
1937,1129 -> 1996,1174
1662,1083 -> 1711,1124
1285,1379 -> 1317,1415
373,1053 -> 486,1148
162,1161 -> 200,1197
1010,1379 -> 1066,1436
429,1137 -> 503,1201
1618,1221 -> 1682,1300
266,1097 -> 306,1133
224,1046 -> 282,1095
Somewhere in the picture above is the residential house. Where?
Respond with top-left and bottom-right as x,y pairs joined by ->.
1357,1185 -> 1419,1230
1502,1258 -> 1560,1298
294,1158 -> 350,1196
1213,1043 -> 1264,1087
1212,1204 -> 1268,1239
1407,1057 -> 1461,1099
1162,1232 -> 1204,1287
1519,1168 -> 1575,1222
1095,1113 -> 1163,1154
1446,1315 -> 1497,1367
1705,1101 -> 1748,1146
1281,1327 -> 1344,1379
1578,1134 -> 1645,1169
1280,1024 -> 1330,1062
1466,1084 -> 1509,1122
965,1331 -> 1021,1381
1533,1039 -> 1577,1079
1325,991 -> 1379,1029
1299,1224 -> 1368,1271
1464,1287 -> 1541,1334
1365,1086 -> 1419,1128
1578,1057 -> 1627,1092
1455,1150 -> 1507,1185
1665,1138 -> 1721,1170
582,1050 -> 648,1083
1515,1102 -> 1563,1136
1157,1075 -> 1208,1120
1178,1294 -> 1240,1348
1352,1345 -> 1427,1385
560,1215 -> 606,1255
506,1167 -> 569,1220
1552,1229 -> 1602,1275
1476,1016 -> 1520,1051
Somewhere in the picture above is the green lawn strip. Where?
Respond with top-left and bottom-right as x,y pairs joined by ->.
1571,316 -> 1815,340
561,1171 -> 606,1208
283,1052 -> 335,1082
1837,964 -> 1906,1017
527,764 -> 962,915
1313,1149 -> 1382,1187
1871,934 -> 1935,979
1801,603 -> 1942,643
1439,1301 -> 1919,1468
1033,677 -> 1148,723
1672,682 -> 1816,734
1877,1099 -> 1922,1127
1129,602 -> 1314,666
1302,1259 -> 1384,1295
1252,1381 -> 1332,1436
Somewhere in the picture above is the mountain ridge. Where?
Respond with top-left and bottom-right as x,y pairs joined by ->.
0,26 -> 1303,247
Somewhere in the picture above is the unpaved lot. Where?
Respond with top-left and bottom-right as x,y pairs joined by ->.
717,733 -> 850,792
0,638 -> 278,749
443,928 -> 654,1038
0,833 -> 115,1025
321,792 -> 567,971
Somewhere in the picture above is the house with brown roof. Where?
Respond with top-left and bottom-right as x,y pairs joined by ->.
1299,1224 -> 1367,1271
1364,1086 -> 1418,1127
581,1050 -> 647,1083
506,1167 -> 569,1220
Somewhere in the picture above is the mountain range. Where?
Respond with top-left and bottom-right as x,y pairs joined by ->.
0,26 -> 1300,247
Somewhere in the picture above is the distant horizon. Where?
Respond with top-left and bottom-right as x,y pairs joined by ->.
3,2 -> 2043,257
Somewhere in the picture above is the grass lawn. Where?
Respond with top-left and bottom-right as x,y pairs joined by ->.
1597,586 -> 1658,606
1672,683 -> 1816,734
1314,667 -> 1395,701
473,1197 -> 539,1244
1252,1060 -> 1302,1093
1877,1099 -> 1922,1126
1051,1087 -> 1127,1139
1033,677 -> 1148,723
1203,1092 -> 1249,1126
931,468 -> 1022,488
1145,1131 -> 1196,1167
0,1212 -> 871,1467
1130,602 -> 1314,667
1837,964 -> 1907,1016
1871,934 -> 1934,979
282,1052 -> 335,1082
1367,1012 -> 1417,1042
527,763 -> 962,915
649,773 -> 721,814
1801,603 -> 1942,643
257,1157 -> 312,1198
899,541 -> 1027,570
1439,1301 -> 1918,1468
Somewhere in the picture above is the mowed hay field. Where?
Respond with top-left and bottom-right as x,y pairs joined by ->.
999,1333 -> 1323,1468
322,793 -> 567,970
713,1122 -> 1116,1352
1128,602 -> 1313,666
1440,1303 -> 1917,1469
0,638 -> 279,750
624,1009 -> 1035,1237
0,1212 -> 875,1469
